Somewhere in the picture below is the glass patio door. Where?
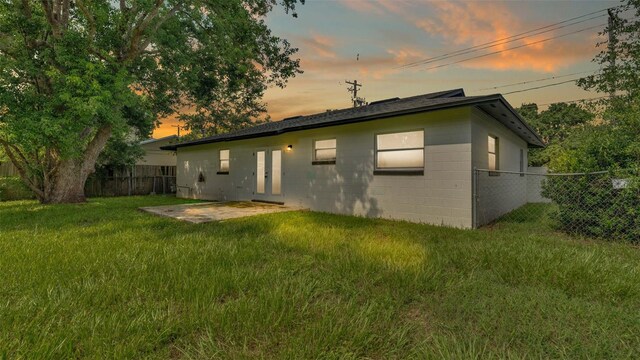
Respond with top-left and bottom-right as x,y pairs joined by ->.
255,148 -> 283,201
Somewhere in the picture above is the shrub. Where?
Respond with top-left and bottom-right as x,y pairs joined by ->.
0,177 -> 35,201
543,172 -> 640,243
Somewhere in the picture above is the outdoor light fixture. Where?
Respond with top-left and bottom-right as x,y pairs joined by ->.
287,145 -> 293,151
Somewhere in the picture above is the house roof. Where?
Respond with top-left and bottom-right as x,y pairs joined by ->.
161,89 -> 544,150
140,135 -> 178,146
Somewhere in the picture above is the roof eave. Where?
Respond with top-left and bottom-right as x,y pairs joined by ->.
160,97 -> 494,151
160,94 -> 545,150
142,134 -> 178,146
496,95 -> 546,148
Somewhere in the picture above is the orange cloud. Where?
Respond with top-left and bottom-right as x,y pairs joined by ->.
387,48 -> 428,67
359,48 -> 430,79
342,0 -> 602,73
340,0 -> 404,16
415,2 -> 516,47
297,46 -> 429,80
297,33 -> 338,59
265,93 -> 335,120
420,1 -> 604,72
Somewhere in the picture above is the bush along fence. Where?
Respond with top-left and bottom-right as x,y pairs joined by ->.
473,168 -> 640,243
84,176 -> 177,198
0,177 -> 35,201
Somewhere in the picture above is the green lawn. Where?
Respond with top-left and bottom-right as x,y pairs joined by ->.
1,197 -> 639,359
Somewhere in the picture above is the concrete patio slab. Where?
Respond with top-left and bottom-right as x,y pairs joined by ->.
140,201 -> 306,223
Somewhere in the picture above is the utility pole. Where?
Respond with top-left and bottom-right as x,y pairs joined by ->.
171,123 -> 181,138
607,8 -> 617,98
345,79 -> 361,106
346,79 -> 366,107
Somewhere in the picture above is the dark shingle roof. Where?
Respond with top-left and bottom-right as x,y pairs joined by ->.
161,88 -> 544,150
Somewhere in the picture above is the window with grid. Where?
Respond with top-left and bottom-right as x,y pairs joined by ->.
375,130 -> 424,173
313,139 -> 336,164
488,135 -> 498,171
219,149 -> 230,173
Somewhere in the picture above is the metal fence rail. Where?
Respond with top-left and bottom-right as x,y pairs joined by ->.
473,168 -> 639,242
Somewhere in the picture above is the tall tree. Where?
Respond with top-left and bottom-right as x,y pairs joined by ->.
177,50 -> 274,138
0,0 -> 302,203
578,0 -> 640,99
516,102 -> 594,167
567,0 -> 640,171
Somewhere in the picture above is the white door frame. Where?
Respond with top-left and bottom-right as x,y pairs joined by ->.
253,147 -> 284,203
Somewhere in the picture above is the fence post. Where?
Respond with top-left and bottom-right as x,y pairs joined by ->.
472,167 -> 478,229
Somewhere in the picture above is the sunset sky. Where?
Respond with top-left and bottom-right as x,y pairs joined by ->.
153,0 -> 620,138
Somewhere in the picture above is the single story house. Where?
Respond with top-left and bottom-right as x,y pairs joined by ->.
162,89 -> 544,228
104,135 -> 178,178
135,135 -> 178,177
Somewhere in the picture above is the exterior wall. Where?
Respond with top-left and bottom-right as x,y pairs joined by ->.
137,138 -> 177,167
471,108 -> 529,226
176,108 -> 474,228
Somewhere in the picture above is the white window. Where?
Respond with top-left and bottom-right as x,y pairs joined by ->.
488,135 -> 498,171
375,130 -> 424,171
313,139 -> 336,163
219,149 -> 230,173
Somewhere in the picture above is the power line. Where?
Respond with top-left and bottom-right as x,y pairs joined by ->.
481,14 -> 637,97
535,96 -> 609,107
502,78 -> 584,95
400,9 -> 608,68
502,78 -> 583,95
418,22 -> 608,72
474,70 -> 598,92
400,12 -> 607,69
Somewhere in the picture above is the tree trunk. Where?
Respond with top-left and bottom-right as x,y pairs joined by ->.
42,125 -> 113,204
45,161 -> 89,203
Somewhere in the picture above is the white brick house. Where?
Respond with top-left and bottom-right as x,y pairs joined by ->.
162,89 -> 544,228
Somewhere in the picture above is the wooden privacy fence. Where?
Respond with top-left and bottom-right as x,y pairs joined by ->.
0,162 -> 19,177
85,176 -> 177,197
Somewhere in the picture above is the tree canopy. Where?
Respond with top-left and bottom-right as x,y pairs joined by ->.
578,0 -> 640,99
569,0 -> 640,172
516,102 -> 594,167
519,0 -> 640,171
0,0 -> 303,203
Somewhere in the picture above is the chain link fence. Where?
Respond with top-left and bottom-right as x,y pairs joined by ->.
474,168 -> 640,243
